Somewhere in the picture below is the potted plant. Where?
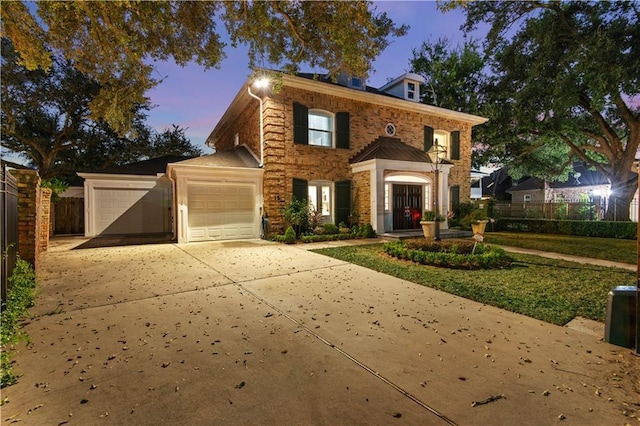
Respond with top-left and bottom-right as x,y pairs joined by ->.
420,210 -> 437,238
461,209 -> 489,236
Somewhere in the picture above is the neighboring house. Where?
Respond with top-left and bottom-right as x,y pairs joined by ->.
79,156 -> 192,236
507,163 -> 612,203
470,169 -> 489,200
167,71 -> 487,243
481,167 -> 517,201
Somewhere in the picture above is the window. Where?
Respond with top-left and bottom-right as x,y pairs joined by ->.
351,77 -> 362,88
433,130 -> 449,161
308,181 -> 332,221
523,194 -> 532,203
308,110 -> 333,147
407,82 -> 416,100
293,103 -> 349,149
424,127 -> 460,160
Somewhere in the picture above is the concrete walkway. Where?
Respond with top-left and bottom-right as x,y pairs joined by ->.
2,237 -> 639,425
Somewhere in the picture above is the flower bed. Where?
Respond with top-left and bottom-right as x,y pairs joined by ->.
383,239 -> 512,270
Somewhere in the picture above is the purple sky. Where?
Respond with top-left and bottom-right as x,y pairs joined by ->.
145,1 -> 482,154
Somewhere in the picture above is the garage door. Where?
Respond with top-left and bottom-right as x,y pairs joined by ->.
187,184 -> 257,241
94,187 -> 169,235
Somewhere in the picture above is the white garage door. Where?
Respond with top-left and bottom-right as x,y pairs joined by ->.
94,187 -> 169,235
187,183 -> 257,241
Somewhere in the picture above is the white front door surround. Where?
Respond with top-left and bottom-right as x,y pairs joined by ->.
351,159 -> 452,233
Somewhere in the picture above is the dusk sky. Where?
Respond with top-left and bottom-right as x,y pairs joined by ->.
145,1 -> 486,155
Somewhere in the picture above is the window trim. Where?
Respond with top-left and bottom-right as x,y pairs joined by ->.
308,109 -> 334,148
433,130 -> 450,161
523,194 -> 532,203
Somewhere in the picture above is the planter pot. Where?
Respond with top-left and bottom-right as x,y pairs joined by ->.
471,220 -> 489,236
420,220 -> 436,238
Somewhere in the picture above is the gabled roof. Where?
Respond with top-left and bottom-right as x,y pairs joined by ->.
507,177 -> 544,193
350,137 -> 435,164
168,145 -> 259,169
84,155 -> 194,176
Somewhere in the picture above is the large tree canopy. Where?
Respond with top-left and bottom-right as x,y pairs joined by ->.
446,0 -> 639,220
1,1 -> 407,135
1,38 -> 201,181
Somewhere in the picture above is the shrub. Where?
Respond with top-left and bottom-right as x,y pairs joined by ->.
322,223 -> 340,235
281,198 -> 310,236
300,233 -> 363,243
383,240 -> 512,270
1,257 -> 37,388
362,223 -> 376,238
496,218 -> 637,239
283,226 -> 297,244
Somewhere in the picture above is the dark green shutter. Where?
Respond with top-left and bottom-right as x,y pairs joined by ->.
450,185 -> 460,210
451,131 -> 460,160
336,112 -> 350,149
292,178 -> 308,202
293,102 -> 308,145
424,126 -> 434,152
335,180 -> 351,226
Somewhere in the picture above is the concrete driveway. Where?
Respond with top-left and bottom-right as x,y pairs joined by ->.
3,238 -> 639,425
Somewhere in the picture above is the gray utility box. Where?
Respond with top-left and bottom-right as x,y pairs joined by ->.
604,286 -> 637,349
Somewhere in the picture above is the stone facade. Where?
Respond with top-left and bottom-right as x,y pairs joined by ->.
10,170 -> 51,266
211,76 -> 481,234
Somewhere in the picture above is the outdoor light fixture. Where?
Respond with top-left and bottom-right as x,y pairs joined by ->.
247,76 -> 271,167
429,138 -> 447,241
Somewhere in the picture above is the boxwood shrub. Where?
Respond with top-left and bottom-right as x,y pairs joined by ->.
496,218 -> 636,239
383,239 -> 512,270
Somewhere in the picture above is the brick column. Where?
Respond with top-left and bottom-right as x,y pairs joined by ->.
10,170 -> 50,267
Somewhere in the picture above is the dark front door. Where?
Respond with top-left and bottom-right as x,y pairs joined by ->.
392,184 -> 423,230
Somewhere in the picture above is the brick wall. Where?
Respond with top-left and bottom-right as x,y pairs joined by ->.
214,83 -> 475,233
10,170 -> 51,267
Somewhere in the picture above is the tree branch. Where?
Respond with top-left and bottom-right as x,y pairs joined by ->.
271,1 -> 307,61
559,133 -> 610,176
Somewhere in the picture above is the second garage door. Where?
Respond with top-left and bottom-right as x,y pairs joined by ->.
94,187 -> 170,235
187,183 -> 257,241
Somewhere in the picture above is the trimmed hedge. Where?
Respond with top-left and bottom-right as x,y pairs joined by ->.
495,218 -> 637,239
383,240 -> 512,270
301,234 -> 367,243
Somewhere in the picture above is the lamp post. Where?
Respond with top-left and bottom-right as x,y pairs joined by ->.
430,139 -> 447,241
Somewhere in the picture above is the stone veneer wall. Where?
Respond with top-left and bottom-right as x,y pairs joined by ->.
213,84 -> 475,233
10,170 -> 51,267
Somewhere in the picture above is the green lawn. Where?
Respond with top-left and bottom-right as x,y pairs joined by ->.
312,244 -> 636,326
483,232 -> 637,265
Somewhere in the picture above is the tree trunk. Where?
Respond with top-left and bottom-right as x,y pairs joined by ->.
604,172 -> 637,221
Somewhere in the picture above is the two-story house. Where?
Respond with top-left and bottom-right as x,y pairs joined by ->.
167,72 -> 487,243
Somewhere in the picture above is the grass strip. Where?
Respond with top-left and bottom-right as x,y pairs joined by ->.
312,244 -> 635,326
483,232 -> 637,265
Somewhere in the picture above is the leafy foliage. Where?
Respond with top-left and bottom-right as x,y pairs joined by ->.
383,240 -> 512,270
1,38 -> 201,181
283,226 -> 296,244
410,37 -> 484,114
280,197 -> 310,236
443,1 -> 639,220
40,177 -> 69,202
495,218 -> 637,240
1,258 -> 36,388
1,1 -> 407,135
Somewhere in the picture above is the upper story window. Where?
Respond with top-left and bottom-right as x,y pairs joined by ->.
351,77 -> 362,88
293,102 -> 350,149
308,110 -> 334,147
424,126 -> 461,161
407,82 -> 416,100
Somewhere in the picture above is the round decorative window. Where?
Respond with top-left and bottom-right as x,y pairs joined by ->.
385,123 -> 396,136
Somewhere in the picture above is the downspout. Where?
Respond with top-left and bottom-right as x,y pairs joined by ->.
247,86 -> 264,167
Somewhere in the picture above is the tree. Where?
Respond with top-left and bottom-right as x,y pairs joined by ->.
1,38 -> 201,181
410,37 -> 485,114
445,1 -> 639,220
1,1 -> 407,135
